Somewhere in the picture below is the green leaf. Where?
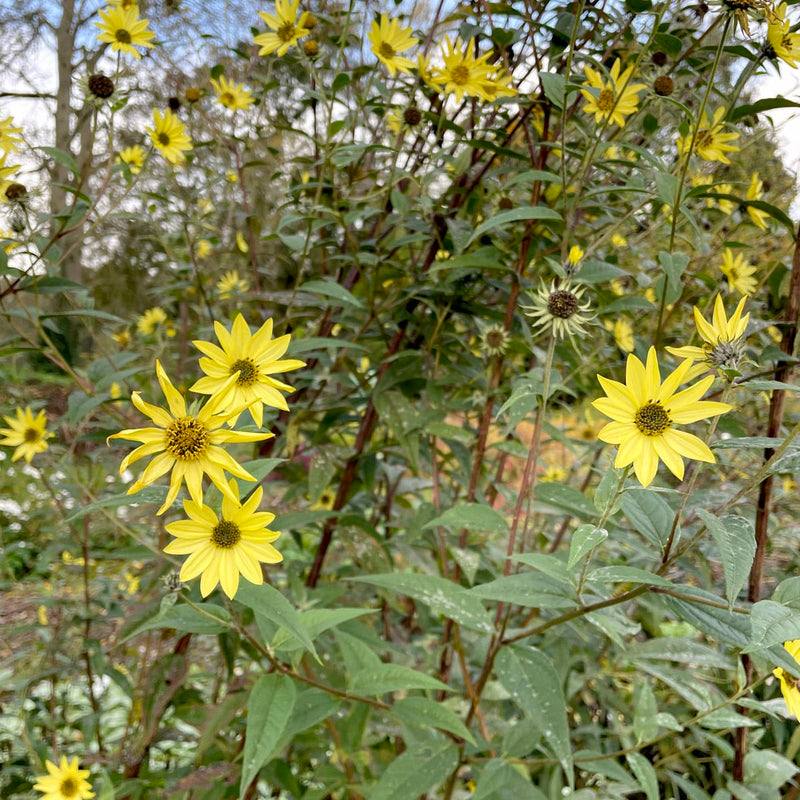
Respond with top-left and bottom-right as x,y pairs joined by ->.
467,206 -> 561,245
332,72 -> 350,93
633,681 -> 659,743
620,488 -> 674,550
652,32 -> 683,56
239,674 -> 296,799
472,759 -> 549,800
350,663 -> 450,695
241,458 -> 285,483
236,583 -> 318,659
743,750 -> 798,788
700,708 -> 761,729
298,279 -> 365,308
122,602 -> 231,639
540,72 -> 565,107
697,510 -> 755,610
470,572 -> 577,608
370,738 -> 459,800
586,566 -> 673,589
665,586 -> 749,649
568,525 -> 607,569
65,485 -> 168,522
39,145 -> 79,174
272,608 -> 377,651
394,697 -> 476,745
353,573 -> 493,633
743,600 -> 800,653
424,503 -> 508,534
495,647 -> 573,784
535,482 -> 596,519
626,753 -> 659,800
730,97 -> 800,122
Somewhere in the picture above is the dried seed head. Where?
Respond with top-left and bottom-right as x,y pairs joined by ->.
88,73 -> 115,98
185,87 -> 201,102
651,51 -> 668,67
653,75 -> 674,97
303,39 -> 319,56
403,106 -> 422,126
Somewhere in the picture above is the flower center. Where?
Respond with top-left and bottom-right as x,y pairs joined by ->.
403,107 -> 422,126
547,289 -> 579,319
231,358 -> 258,387
88,73 -> 115,98
60,777 -> 79,798
709,340 -> 745,370
597,87 -> 615,111
158,132 -> 171,146
378,41 -> 396,58
221,92 -> 235,105
115,28 -> 132,44
212,520 -> 241,549
165,417 -> 209,461
451,64 -> 471,85
23,427 -> 39,443
634,401 -> 671,436
486,330 -> 505,348
695,128 -> 713,150
277,21 -> 296,42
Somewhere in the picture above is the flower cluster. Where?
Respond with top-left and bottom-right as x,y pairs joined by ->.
108,315 -> 305,598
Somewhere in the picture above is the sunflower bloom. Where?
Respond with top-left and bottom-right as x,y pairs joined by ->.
774,640 -> 800,719
522,281 -> 593,340
581,58 -> 646,128
767,3 -> 800,66
368,15 -> 418,76
210,75 -> 254,110
254,0 -> 311,57
667,295 -> 749,373
33,756 -> 94,800
719,248 -> 757,296
746,172 -> 769,230
677,107 -> 739,164
165,480 -> 282,599
95,5 -> 155,58
0,116 -> 24,153
217,269 -> 248,298
107,361 -> 272,515
137,306 -> 168,336
0,406 -> 52,463
430,36 -> 496,102
592,347 -> 732,487
191,314 -> 305,427
147,109 -> 192,164
117,145 -> 145,174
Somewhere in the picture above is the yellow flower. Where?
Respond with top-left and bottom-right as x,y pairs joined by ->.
541,465 -> 568,483
592,347 -> 732,487
136,306 -> 168,336
774,640 -> 800,719
164,480 -> 282,599
768,3 -> 800,68
147,109 -> 192,164
677,107 -> 739,164
107,361 -> 272,515
0,406 -> 52,463
112,328 -> 131,347
719,248 -> 757,296
38,605 -> 49,625
783,477 -> 798,493
198,198 -> 214,215
33,756 -> 94,800
217,269 -> 248,298
568,245 -> 584,265
254,0 -> 311,57
430,36 -> 496,102
667,295 -> 749,373
236,231 -> 249,252
95,5 -> 155,58
605,318 -> 634,352
311,488 -> 336,511
190,314 -> 305,427
746,172 -> 769,230
117,145 -> 145,174
580,58 -> 646,128
368,15 -> 418,76
110,382 -> 124,401
210,75 -> 253,110
767,325 -> 783,343
226,170 -> 239,182
714,182 -> 736,214
0,116 -> 24,153
523,281 -> 592,340
195,239 -> 211,259
611,234 -> 627,247
0,152 -> 20,182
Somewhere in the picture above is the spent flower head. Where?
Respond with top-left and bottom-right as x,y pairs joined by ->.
522,280 -> 592,340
